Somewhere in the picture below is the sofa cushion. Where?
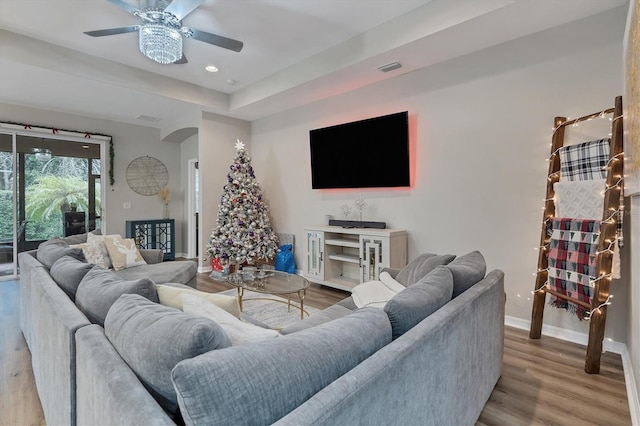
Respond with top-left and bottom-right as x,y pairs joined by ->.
395,252 -> 456,286
384,266 -> 454,339
49,255 -> 94,301
75,266 -> 158,326
448,251 -> 486,298
105,294 -> 231,418
172,307 -> 391,426
37,238 -> 85,269
114,261 -> 196,286
156,284 -> 240,318
103,237 -> 146,271
61,229 -> 101,245
182,293 -> 280,345
279,304 -> 353,335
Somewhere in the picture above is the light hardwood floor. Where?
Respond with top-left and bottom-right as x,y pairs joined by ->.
1,274 -> 631,426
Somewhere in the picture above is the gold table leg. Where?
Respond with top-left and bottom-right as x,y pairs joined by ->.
237,286 -> 244,313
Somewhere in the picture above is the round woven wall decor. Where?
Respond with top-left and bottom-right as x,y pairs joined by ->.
126,156 -> 169,195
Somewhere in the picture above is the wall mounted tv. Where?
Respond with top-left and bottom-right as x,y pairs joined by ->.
309,111 -> 410,189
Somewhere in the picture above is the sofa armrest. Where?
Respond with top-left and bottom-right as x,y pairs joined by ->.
140,249 -> 163,264
381,267 -> 401,279
76,325 -> 175,425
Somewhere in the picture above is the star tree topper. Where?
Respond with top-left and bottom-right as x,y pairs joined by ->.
235,139 -> 245,151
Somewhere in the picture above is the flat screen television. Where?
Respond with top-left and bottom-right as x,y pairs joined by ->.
309,111 -> 410,189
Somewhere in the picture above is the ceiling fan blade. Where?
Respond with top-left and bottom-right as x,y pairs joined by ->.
164,0 -> 205,21
107,0 -> 140,14
190,29 -> 243,52
84,26 -> 140,37
174,54 -> 188,64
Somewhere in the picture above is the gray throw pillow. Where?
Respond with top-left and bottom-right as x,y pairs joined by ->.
384,265 -> 454,339
105,294 -> 231,418
448,250 -> 486,298
75,266 -> 159,326
37,238 -> 85,269
172,307 -> 391,426
394,252 -> 456,286
49,255 -> 94,301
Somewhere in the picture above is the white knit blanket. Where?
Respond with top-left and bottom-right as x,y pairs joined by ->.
553,178 -> 620,278
351,272 -> 405,308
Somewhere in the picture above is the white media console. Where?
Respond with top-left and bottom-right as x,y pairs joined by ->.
303,225 -> 408,292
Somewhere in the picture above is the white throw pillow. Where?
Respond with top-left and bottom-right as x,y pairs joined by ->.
157,284 -> 241,318
103,237 -> 146,271
86,233 -> 122,269
182,293 -> 280,346
70,240 -> 109,269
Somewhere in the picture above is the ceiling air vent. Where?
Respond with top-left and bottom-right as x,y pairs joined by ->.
377,61 -> 402,73
136,114 -> 161,122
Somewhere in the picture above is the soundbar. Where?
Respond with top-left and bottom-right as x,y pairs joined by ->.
328,220 -> 386,229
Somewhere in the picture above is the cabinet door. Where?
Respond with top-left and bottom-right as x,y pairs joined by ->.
360,236 -> 384,282
306,231 -> 324,279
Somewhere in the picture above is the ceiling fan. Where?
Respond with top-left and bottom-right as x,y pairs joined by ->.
84,0 -> 243,65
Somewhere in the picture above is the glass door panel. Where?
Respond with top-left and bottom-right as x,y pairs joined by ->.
0,133 -> 16,278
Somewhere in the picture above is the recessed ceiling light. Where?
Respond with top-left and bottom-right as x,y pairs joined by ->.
205,65 -> 219,73
226,79 -> 236,85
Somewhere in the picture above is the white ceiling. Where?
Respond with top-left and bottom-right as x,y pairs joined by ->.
0,0 -> 628,128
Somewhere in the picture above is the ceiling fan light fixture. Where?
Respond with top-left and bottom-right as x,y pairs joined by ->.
139,23 -> 182,64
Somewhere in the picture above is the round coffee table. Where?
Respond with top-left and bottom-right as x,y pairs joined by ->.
227,270 -> 310,319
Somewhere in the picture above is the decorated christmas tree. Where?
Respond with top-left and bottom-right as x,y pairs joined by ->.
207,140 -> 279,266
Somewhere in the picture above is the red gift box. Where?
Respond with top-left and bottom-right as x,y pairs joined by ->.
211,257 -> 223,271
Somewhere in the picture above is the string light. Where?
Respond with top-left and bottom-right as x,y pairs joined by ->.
584,295 -> 613,320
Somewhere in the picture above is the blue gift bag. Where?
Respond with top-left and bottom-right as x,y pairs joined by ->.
275,244 -> 296,274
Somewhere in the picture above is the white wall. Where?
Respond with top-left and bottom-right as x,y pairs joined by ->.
251,7 -> 630,342
180,133 -> 198,256
0,102 -> 184,252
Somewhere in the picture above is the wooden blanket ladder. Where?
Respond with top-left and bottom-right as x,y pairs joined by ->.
529,95 -> 624,374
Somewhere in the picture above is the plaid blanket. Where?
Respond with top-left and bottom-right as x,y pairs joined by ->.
559,138 -> 610,181
547,218 -> 600,320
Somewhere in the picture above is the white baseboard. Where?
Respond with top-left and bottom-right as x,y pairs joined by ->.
198,265 -> 212,274
505,315 -> 639,424
620,347 -> 640,425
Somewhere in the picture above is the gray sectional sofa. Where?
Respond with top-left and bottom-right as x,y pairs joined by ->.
20,238 -> 505,426
18,231 -> 197,426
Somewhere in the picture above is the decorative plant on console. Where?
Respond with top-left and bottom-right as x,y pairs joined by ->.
158,186 -> 171,219
207,140 -> 279,268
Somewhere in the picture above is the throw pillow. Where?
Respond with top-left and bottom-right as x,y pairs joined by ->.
384,265 -> 454,339
86,233 -> 122,269
394,252 -> 456,286
182,293 -> 280,345
49,255 -> 94,301
75,266 -> 158,326
156,284 -> 241,318
105,294 -> 231,418
103,237 -> 146,271
447,250 -> 486,298
36,238 -> 85,269
70,240 -> 109,269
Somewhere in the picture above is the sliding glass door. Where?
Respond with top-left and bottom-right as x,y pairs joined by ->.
0,130 -> 104,280
0,134 -> 17,277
